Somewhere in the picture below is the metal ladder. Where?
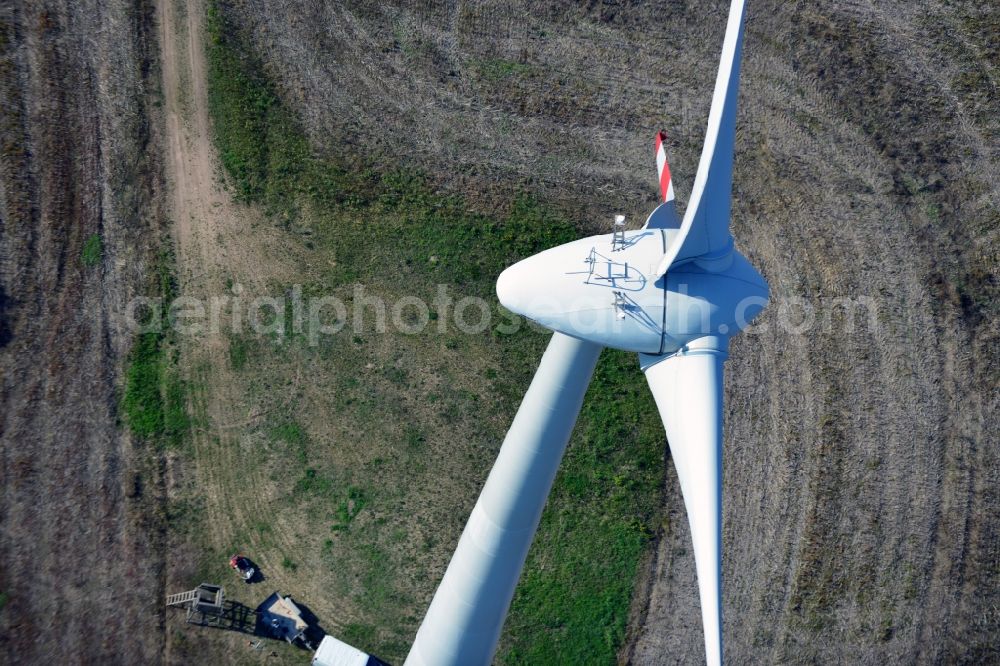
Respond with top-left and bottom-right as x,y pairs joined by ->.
166,589 -> 198,606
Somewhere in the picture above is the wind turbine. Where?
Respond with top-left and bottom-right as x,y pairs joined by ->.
405,1 -> 766,664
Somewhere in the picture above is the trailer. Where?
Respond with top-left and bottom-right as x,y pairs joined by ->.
312,635 -> 389,666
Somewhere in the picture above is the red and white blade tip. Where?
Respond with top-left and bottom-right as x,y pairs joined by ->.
655,131 -> 675,203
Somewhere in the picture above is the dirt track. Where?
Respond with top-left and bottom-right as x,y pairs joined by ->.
156,0 -> 319,661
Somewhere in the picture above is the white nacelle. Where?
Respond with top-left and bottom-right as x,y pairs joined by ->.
496,229 -> 768,355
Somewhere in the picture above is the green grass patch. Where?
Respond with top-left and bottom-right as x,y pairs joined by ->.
163,370 -> 190,446
123,331 -> 167,436
340,622 -> 379,650
204,5 -> 664,663
472,57 -> 535,82
499,351 -> 662,664
228,333 -> 251,370
81,232 -> 102,267
295,468 -> 336,497
270,419 -> 308,463
122,250 -> 190,447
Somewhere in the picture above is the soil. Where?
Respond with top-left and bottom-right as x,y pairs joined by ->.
198,1 -> 1000,663
0,1 -> 167,663
1,1 -> 997,664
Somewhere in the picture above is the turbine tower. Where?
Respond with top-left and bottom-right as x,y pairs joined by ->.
406,1 -> 766,664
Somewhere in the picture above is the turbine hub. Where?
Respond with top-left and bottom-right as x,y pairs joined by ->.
497,229 -> 768,355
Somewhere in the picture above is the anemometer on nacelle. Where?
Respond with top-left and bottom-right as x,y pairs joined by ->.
612,213 -> 628,251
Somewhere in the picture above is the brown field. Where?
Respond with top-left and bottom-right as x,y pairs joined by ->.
1,0 -> 997,664
0,0 -> 166,663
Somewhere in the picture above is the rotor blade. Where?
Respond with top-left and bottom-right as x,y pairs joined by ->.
656,0 -> 747,276
407,333 -> 603,666
640,336 -> 728,666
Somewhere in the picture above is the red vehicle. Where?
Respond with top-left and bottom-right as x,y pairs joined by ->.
229,554 -> 255,582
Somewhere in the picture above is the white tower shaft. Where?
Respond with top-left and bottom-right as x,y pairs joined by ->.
406,332 -> 603,666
